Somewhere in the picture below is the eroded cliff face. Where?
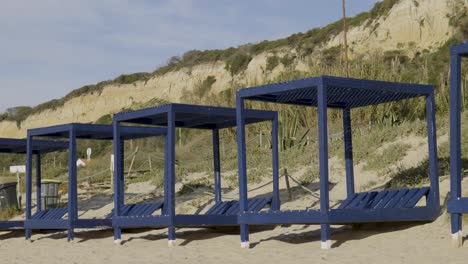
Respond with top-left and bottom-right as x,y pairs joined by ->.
327,0 -> 457,55
0,0 -> 464,138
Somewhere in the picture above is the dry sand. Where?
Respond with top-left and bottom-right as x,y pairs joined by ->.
1,176 -> 468,264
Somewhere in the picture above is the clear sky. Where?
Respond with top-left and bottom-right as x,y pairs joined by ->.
0,0 -> 380,112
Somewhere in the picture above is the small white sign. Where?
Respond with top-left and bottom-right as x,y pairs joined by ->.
10,165 -> 26,173
86,148 -> 92,161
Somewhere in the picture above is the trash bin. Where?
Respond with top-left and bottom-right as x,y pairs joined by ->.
0,180 -> 18,210
41,180 -> 61,210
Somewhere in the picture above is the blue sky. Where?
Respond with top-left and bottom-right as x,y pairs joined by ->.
0,0 -> 379,112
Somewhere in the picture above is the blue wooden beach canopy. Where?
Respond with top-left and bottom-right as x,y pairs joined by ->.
448,42 -> 468,245
113,103 -> 278,244
0,138 -> 68,230
236,75 -> 439,249
24,123 -> 166,241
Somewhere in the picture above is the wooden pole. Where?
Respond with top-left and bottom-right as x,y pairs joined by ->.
342,0 -> 350,77
284,168 -> 292,201
148,156 -> 153,172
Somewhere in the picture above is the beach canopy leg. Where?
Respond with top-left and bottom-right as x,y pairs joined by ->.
318,81 -> 331,249
450,44 -> 464,246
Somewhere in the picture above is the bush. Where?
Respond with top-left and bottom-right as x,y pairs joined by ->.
225,53 -> 253,76
266,56 -> 280,71
280,55 -> 296,68
194,76 -> 217,99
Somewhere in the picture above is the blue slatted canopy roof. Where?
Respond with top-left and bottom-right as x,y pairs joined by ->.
237,75 -> 433,108
0,138 -> 68,154
28,123 -> 166,140
114,103 -> 276,129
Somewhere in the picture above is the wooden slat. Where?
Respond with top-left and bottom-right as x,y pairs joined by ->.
375,190 -> 399,209
385,189 -> 409,208
395,188 -> 419,208
369,191 -> 388,209
338,193 -> 358,209
205,202 -> 224,215
357,192 -> 378,209
346,193 -> 368,209
404,187 -> 430,208
214,201 -> 234,215
225,201 -> 240,215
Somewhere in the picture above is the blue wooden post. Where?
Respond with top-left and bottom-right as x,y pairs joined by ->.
113,120 -> 122,242
236,94 -> 250,248
318,79 -> 331,249
343,107 -> 355,198
450,49 -> 462,239
67,127 -> 77,241
213,129 -> 222,203
272,113 -> 280,210
36,154 -> 42,212
163,130 -> 169,216
167,108 -> 177,245
426,92 -> 439,208
25,134 -> 33,240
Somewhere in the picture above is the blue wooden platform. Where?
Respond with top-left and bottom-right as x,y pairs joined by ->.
236,76 -> 440,248
113,104 -> 278,242
108,203 -> 164,218
0,138 -> 68,231
205,197 -> 272,216
25,124 -> 166,241
338,187 -> 429,210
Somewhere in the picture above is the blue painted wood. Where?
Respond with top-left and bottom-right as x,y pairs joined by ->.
175,215 -> 237,226
32,208 -> 67,220
272,113 -> 280,210
448,197 -> 468,213
36,155 -> 42,212
112,120 -> 122,241
346,193 -> 367,209
338,193 -> 357,209
24,123 -> 166,241
395,188 -> 420,208
374,190 -> 399,209
239,206 -> 439,225
0,138 -> 67,154
237,76 -> 433,108
426,92 -> 440,210
385,189 -> 410,208
68,127 -> 76,241
343,108 -> 355,198
236,96 -> 250,244
369,191 -> 389,208
25,135 -> 33,240
405,187 -> 430,208
357,192 -> 378,209
449,43 -> 466,235
112,215 -> 170,228
0,221 -> 24,229
318,78 -> 331,245
114,103 -> 276,130
213,129 -> 222,203
167,108 -> 176,241
237,75 -> 439,247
